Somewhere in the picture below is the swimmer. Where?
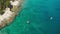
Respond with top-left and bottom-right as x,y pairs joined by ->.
50,17 -> 53,20
27,20 -> 30,24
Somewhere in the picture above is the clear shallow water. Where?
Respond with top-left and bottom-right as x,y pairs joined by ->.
0,0 -> 60,34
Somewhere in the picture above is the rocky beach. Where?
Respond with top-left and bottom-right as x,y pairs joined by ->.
0,0 -> 22,29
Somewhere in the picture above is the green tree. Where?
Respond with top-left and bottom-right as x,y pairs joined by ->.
0,0 -> 10,14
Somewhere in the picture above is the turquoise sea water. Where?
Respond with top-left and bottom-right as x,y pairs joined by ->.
0,0 -> 60,34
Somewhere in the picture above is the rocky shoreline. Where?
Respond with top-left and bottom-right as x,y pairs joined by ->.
0,0 -> 22,29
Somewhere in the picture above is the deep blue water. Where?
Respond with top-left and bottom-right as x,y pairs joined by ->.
0,0 -> 60,34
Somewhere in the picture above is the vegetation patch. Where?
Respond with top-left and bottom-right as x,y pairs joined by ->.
0,0 -> 13,15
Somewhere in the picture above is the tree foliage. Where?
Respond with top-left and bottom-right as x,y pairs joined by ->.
0,0 -> 10,14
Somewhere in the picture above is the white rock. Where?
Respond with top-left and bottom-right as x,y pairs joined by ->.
10,0 -> 19,6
